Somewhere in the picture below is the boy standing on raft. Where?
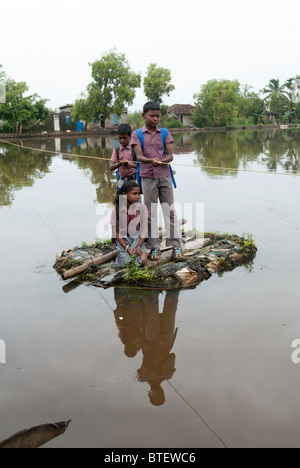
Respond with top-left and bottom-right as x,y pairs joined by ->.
110,123 -> 137,190
131,102 -> 182,261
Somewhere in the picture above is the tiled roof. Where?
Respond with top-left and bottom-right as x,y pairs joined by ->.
168,104 -> 195,115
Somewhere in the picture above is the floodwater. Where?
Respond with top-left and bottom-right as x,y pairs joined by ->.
0,129 -> 300,448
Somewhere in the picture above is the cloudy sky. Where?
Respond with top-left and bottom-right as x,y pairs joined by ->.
1,0 -> 299,111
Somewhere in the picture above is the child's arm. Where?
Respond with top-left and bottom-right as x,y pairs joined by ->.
162,142 -> 174,164
116,225 -> 134,256
134,142 -> 173,166
134,143 -> 164,167
110,149 -> 130,171
152,143 -> 174,166
134,143 -> 152,164
133,238 -> 147,257
110,160 -> 131,171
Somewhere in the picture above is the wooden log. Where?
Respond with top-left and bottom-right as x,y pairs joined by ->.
0,420 -> 71,449
62,250 -> 118,280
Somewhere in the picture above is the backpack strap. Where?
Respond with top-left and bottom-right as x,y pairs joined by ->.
160,128 -> 177,188
116,146 -> 136,163
136,128 -> 144,151
160,127 -> 168,155
136,127 -> 168,152
131,146 -> 137,161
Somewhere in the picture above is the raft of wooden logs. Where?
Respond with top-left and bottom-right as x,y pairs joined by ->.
53,224 -> 257,290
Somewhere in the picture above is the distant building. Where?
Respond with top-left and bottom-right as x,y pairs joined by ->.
59,104 -> 73,114
23,104 -> 128,133
59,104 -> 128,130
265,111 -> 280,124
87,108 -> 128,131
168,104 -> 195,126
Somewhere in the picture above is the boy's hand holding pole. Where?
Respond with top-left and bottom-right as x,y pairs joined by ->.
152,158 -> 163,166
122,160 -> 136,169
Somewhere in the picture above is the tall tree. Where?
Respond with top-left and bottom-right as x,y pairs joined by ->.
262,78 -> 289,112
85,49 -> 141,122
71,97 -> 94,130
143,63 -> 175,105
263,78 -> 289,99
192,79 -> 240,127
238,85 -> 266,124
0,78 -> 49,134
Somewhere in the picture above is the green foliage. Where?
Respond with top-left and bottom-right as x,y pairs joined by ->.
128,111 -> 144,130
123,257 -> 155,284
143,63 -> 175,105
0,121 -> 14,133
77,272 -> 95,282
71,97 -> 93,126
191,76 -> 300,128
192,79 -> 241,127
158,106 -> 184,128
81,49 -> 141,122
262,78 -> 289,107
0,75 -> 49,134
261,77 -> 300,123
128,109 -> 183,130
165,118 -> 183,128
241,233 -> 256,253
237,85 -> 266,124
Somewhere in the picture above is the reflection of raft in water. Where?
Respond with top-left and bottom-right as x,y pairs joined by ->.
54,232 -> 257,290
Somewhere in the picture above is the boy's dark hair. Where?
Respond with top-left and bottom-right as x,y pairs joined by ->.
118,123 -> 132,136
143,102 -> 161,114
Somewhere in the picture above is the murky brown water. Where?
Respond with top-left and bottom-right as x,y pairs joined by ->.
1,129 -> 300,448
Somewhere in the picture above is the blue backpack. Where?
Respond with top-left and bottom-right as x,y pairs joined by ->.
135,128 -> 177,189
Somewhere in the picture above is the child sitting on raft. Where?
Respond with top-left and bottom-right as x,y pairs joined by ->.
111,181 -> 148,267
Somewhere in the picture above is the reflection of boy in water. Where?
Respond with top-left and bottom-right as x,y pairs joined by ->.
113,288 -> 144,358
137,290 -> 179,406
113,288 -> 179,406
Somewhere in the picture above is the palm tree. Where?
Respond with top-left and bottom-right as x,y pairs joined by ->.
283,99 -> 297,123
262,79 -> 290,114
262,78 -> 289,101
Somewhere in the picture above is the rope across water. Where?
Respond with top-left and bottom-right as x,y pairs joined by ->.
0,138 -> 299,177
